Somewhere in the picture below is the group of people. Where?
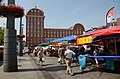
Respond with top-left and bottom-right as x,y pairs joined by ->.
57,44 -> 111,76
30,44 -> 111,76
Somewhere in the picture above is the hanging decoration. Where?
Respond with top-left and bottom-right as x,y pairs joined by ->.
0,4 -> 24,18
16,34 -> 25,38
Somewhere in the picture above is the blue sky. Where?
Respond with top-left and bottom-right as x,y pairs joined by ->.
0,0 -> 120,34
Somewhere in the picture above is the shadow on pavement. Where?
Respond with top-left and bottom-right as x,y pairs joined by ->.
42,64 -> 53,66
18,59 -> 29,62
44,65 -> 66,71
74,67 -> 97,76
18,68 -> 40,72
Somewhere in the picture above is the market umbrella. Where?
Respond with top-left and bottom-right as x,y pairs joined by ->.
38,42 -> 51,46
50,35 -> 77,43
62,35 -> 77,41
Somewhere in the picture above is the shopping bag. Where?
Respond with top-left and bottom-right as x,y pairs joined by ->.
58,58 -> 61,63
78,55 -> 86,70
42,58 -> 45,62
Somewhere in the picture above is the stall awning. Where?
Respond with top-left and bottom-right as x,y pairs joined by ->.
77,26 -> 120,44
50,35 -> 77,43
79,26 -> 120,37
62,35 -> 77,41
93,26 -> 120,37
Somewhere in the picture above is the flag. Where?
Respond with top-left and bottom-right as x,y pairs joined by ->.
106,7 -> 114,28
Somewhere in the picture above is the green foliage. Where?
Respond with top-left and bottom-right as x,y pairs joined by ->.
0,27 -> 4,45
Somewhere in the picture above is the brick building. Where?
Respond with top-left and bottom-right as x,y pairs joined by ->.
26,7 -> 85,46
117,17 -> 120,26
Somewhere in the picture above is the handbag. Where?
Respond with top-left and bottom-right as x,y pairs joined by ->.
42,58 -> 45,62
58,58 -> 61,63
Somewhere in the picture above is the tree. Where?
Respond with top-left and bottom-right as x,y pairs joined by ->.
0,27 -> 4,45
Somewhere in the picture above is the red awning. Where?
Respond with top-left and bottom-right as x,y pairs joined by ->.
79,26 -> 120,37
93,26 -> 120,37
80,29 -> 108,37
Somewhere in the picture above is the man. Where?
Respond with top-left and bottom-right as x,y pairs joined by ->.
64,46 -> 75,76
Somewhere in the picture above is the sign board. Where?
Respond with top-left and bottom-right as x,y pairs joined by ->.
52,42 -> 58,46
76,36 -> 92,45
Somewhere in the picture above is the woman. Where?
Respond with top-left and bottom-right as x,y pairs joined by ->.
37,48 -> 44,66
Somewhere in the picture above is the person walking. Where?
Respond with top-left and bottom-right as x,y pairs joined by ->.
64,46 -> 75,76
58,46 -> 65,64
37,48 -> 44,66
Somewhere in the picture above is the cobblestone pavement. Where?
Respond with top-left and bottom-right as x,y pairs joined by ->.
0,54 -> 120,79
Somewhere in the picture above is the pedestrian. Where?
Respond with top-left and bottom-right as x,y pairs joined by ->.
78,45 -> 86,72
32,49 -> 37,56
28,46 -> 31,55
64,46 -> 75,76
58,45 -> 65,64
73,46 -> 79,65
93,46 -> 99,67
37,48 -> 44,66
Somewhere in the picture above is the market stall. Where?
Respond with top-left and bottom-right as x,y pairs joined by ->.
77,26 -> 120,73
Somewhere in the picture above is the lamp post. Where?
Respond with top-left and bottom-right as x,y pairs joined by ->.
18,17 -> 23,56
3,0 -> 18,72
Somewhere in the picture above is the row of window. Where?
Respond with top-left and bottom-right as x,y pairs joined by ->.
27,17 -> 41,24
27,28 -> 82,38
29,11 -> 42,16
44,29 -> 82,38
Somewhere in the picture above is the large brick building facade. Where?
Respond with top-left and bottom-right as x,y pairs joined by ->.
26,7 -> 85,46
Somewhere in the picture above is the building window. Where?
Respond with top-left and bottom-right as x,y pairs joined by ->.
29,17 -> 31,23
51,31 -> 53,37
44,30 -> 46,37
31,10 -> 33,12
66,30 -> 68,36
69,30 -> 71,35
79,28 -> 82,34
77,29 -> 79,34
60,30 -> 62,37
30,27 -> 32,32
63,31 -> 65,37
34,38 -> 36,43
34,32 -> 36,37
48,30 -> 50,37
34,17 -> 36,22
57,30 -> 59,37
54,30 -> 56,37
49,30 -> 51,37
74,30 -> 76,35
27,33 -> 29,37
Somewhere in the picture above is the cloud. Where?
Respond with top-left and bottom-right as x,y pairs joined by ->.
0,17 -> 6,27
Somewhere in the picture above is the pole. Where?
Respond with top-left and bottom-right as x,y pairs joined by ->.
18,17 -> 23,56
114,37 -> 117,55
3,0 -> 18,72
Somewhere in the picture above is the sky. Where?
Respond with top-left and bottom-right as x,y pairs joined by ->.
0,0 -> 120,35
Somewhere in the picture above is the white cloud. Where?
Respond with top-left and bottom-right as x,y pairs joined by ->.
0,17 -> 6,28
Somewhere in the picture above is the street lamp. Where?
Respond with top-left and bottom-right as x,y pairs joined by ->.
18,17 -> 24,56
